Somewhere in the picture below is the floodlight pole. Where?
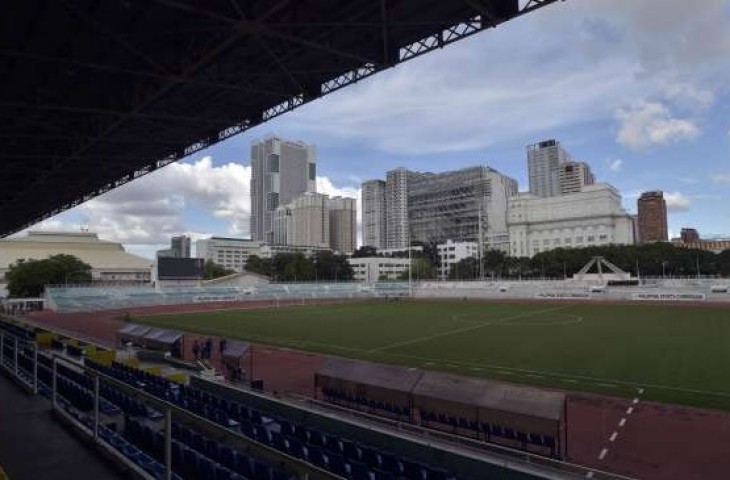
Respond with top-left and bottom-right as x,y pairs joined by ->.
408,236 -> 413,298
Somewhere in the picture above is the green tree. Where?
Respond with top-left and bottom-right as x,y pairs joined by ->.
203,260 -> 235,280
245,255 -> 271,276
398,258 -> 436,280
6,254 -> 92,297
282,253 -> 315,282
313,251 -> 354,281
351,246 -> 377,258
448,257 -> 480,280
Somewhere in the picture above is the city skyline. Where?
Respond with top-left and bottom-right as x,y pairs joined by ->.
19,0 -> 730,259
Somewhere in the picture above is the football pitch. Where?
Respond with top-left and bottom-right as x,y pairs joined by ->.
136,300 -> 730,410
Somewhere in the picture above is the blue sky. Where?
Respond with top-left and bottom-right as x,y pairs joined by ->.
28,0 -> 730,258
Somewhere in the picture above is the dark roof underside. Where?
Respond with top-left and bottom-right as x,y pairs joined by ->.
0,0 -> 559,236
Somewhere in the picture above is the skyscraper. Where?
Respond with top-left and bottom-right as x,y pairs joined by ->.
361,180 -> 386,249
250,135 -> 316,243
558,161 -> 595,195
170,235 -> 191,258
385,168 -> 420,248
156,234 -> 191,258
272,193 -> 357,254
527,139 -> 570,197
637,191 -> 668,243
328,196 -> 357,254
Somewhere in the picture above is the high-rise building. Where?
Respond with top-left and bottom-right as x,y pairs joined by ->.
156,234 -> 191,258
250,135 -> 316,243
680,228 -> 700,243
408,167 -> 518,245
385,168 -> 421,248
637,191 -> 668,243
274,192 -> 330,249
508,184 -> 636,257
362,179 -> 387,249
272,193 -> 357,253
558,162 -> 594,195
527,139 -> 570,197
171,235 -> 191,258
195,237 -> 262,272
328,196 -> 357,254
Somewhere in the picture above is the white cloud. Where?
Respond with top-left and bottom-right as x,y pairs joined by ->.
616,102 -> 699,150
711,173 -> 730,184
664,191 -> 691,212
27,157 -> 360,249
607,159 -> 624,172
663,82 -> 715,111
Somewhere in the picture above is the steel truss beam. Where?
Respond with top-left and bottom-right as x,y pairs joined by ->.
0,0 -> 562,236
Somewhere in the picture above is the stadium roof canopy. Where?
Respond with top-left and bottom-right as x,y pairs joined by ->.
0,0 -> 560,237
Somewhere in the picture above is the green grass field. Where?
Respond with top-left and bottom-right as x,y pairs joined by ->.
136,301 -> 730,410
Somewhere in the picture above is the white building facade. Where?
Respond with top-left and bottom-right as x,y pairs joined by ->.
436,240 -> 480,280
195,237 -> 263,272
348,257 -> 411,283
507,184 -> 636,258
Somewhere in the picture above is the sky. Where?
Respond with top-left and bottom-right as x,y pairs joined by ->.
25,0 -> 730,259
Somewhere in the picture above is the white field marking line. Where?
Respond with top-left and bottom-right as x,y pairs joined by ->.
619,418 -> 626,428
376,351 -> 730,399
370,305 -> 569,352
599,448 -> 608,460
609,432 -> 618,442
626,407 -> 633,415
164,321 -> 730,400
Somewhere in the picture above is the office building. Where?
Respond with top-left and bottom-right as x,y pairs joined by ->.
637,191 -> 668,243
436,240 -> 481,280
408,166 -> 518,245
527,139 -> 570,197
195,237 -> 263,272
680,228 -> 700,244
250,135 -> 316,243
362,180 -> 387,249
348,257 -> 411,283
558,162 -> 594,195
508,184 -> 635,257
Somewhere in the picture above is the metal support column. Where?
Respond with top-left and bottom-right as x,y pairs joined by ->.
1,332 -> 4,366
14,338 -> 18,376
52,358 -> 58,409
33,343 -> 38,394
93,375 -> 100,440
165,408 -> 172,480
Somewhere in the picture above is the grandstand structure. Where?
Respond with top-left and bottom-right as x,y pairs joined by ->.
45,283 -> 411,313
0,312 -> 629,480
44,276 -> 730,313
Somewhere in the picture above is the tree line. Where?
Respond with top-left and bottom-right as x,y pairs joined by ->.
447,243 -> 730,280
246,251 -> 354,282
